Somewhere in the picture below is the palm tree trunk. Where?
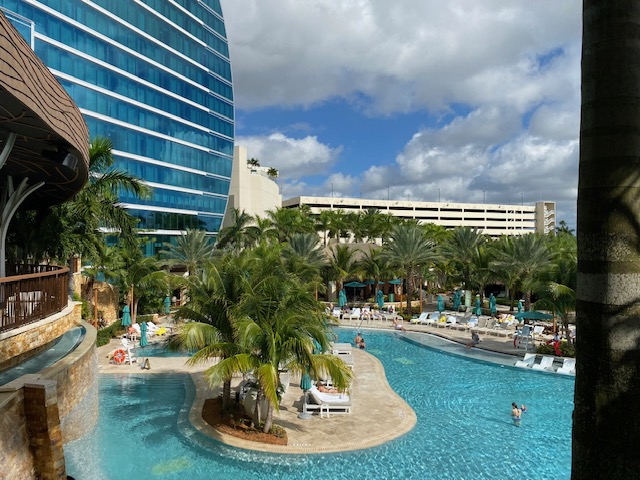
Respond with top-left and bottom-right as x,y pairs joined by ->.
251,389 -> 262,429
222,379 -> 232,410
262,403 -> 274,433
574,2 -> 640,477
406,269 -> 413,316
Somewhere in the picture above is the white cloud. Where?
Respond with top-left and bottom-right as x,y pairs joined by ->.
236,133 -> 342,181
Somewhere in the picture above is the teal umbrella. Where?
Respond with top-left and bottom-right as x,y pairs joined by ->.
514,311 -> 553,321
298,373 -> 313,419
388,279 -> 403,285
121,305 -> 131,327
139,321 -> 148,348
437,295 -> 445,312
344,281 -> 366,303
376,289 -> 384,308
164,295 -> 171,315
517,300 -> 523,314
474,296 -> 482,316
338,289 -> 347,307
453,290 -> 461,310
489,293 -> 497,316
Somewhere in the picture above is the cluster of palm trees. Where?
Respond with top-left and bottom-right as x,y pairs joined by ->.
217,207 -> 577,332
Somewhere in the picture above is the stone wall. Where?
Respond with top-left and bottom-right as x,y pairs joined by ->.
0,320 -> 98,478
0,390 -> 36,480
0,302 -> 81,371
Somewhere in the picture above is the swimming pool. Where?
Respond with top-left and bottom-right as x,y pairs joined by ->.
65,329 -> 573,479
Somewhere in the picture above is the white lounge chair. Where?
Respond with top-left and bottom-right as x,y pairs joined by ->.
532,355 -> 555,372
515,353 -> 536,368
444,315 -> 458,328
332,307 -> 342,318
330,343 -> 352,355
557,358 -> 576,375
410,312 -> 429,324
306,386 -> 352,416
348,308 -> 361,321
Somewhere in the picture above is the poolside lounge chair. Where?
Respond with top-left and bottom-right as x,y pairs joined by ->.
410,312 -> 430,324
332,307 -> 342,319
475,318 -> 496,335
491,319 -> 516,337
514,353 -> 536,368
444,316 -> 458,328
330,343 -> 352,355
307,385 -> 352,416
556,358 -> 576,375
532,325 -> 546,343
532,355 -> 555,372
348,308 -> 361,321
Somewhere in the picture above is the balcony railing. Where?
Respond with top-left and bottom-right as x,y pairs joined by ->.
0,265 -> 69,333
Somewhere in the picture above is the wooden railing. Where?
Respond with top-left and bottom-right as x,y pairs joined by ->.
0,266 -> 69,333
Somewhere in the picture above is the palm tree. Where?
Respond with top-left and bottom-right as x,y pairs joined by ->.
573,5 -> 640,473
283,232 -> 327,288
327,244 -> 360,294
169,252 -> 249,409
160,229 -> 216,276
381,223 -> 439,316
508,234 -> 554,311
245,216 -> 276,247
489,236 -> 522,311
358,248 -> 391,297
216,208 -> 253,251
118,242 -> 167,321
267,207 -> 315,242
441,227 -> 487,294
204,248 -> 353,433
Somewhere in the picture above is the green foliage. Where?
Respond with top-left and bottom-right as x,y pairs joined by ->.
536,341 -> 575,358
96,320 -> 123,347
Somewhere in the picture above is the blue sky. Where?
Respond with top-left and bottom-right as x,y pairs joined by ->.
223,0 -> 581,227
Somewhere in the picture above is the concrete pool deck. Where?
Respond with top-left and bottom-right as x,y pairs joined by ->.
95,316 -> 536,454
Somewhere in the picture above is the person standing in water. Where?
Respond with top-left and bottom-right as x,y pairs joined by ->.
511,402 -> 522,426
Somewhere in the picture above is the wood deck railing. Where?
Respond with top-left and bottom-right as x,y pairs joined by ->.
0,265 -> 69,333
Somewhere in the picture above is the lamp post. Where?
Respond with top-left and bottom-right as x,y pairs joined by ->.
520,192 -> 524,205
483,190 -> 486,203
438,189 -> 440,202
331,183 -> 334,198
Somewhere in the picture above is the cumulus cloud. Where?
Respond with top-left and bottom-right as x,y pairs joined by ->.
223,0 -> 582,226
236,133 -> 342,181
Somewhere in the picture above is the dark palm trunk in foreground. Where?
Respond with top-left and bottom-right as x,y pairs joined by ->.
574,2 -> 640,477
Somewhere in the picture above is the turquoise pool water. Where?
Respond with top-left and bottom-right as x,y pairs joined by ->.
65,330 -> 574,479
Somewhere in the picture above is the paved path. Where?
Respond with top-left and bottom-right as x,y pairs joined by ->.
95,312 -> 550,454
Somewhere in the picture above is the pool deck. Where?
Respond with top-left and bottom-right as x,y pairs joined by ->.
95,314 -> 533,454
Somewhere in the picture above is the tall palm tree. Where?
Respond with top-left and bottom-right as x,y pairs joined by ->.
507,234 -> 554,311
441,227 -> 487,294
489,236 -> 522,311
160,229 -> 216,276
327,244 -> 360,294
283,232 -> 327,287
381,223 -> 439,316
573,4 -> 640,472
216,208 -> 253,251
245,216 -> 276,247
267,207 -> 315,243
169,252 -> 248,409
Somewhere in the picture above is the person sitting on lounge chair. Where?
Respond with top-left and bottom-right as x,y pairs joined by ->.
317,383 -> 339,394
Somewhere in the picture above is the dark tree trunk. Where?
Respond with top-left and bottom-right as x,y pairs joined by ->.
222,379 -> 232,411
574,2 -> 640,477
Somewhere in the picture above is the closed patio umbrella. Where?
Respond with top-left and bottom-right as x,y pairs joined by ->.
475,296 -> 482,316
517,300 -> 523,314
489,294 -> 497,316
298,373 -> 313,420
453,290 -> 461,310
139,320 -> 148,348
164,295 -> 171,315
121,305 -> 131,327
338,289 -> 347,307
437,295 -> 445,312
376,289 -> 384,308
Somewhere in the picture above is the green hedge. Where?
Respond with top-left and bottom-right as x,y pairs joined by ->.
96,320 -> 124,347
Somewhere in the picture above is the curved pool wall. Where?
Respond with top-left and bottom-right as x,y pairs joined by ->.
0,319 -> 99,479
65,329 -> 574,479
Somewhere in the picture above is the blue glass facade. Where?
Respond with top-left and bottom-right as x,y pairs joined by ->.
3,0 -> 233,239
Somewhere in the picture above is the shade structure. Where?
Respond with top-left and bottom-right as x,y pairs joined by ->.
489,294 -> 497,315
344,281 -> 366,303
121,305 -> 131,327
164,295 -> 171,315
338,289 -> 347,307
376,289 -> 384,308
514,311 -> 553,321
517,300 -> 523,314
437,295 -> 445,312
388,279 -> 403,285
453,290 -> 461,310
365,280 -> 384,285
475,297 -> 482,316
139,321 -> 148,348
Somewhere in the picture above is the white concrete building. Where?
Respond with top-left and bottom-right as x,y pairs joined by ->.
222,146 -> 282,227
283,196 -> 556,237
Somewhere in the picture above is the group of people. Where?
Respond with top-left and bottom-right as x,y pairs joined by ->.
511,402 -> 528,426
354,332 -> 366,349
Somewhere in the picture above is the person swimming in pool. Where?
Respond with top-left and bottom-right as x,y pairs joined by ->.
511,402 -> 522,426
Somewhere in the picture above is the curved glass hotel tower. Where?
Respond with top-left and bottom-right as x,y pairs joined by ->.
3,0 -> 234,251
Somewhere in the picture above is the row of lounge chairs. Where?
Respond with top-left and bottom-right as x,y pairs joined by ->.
515,353 -> 575,375
332,306 -> 399,324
